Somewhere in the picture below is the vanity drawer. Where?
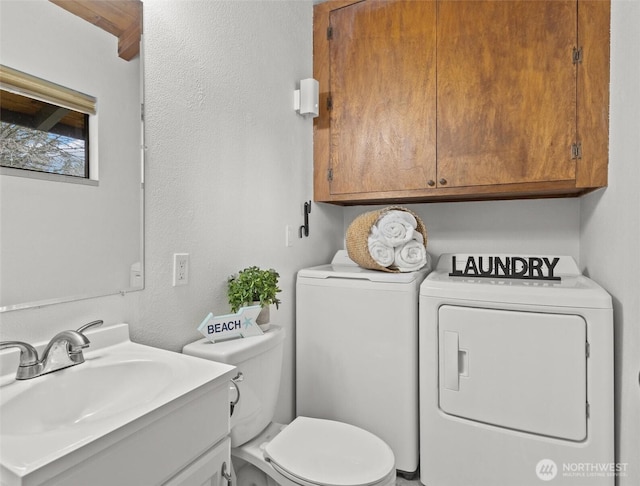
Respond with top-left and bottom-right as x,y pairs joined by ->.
163,437 -> 230,486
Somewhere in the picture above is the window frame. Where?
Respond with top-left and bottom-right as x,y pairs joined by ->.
0,64 -> 97,183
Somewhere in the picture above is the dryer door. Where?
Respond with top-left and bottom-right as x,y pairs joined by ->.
438,305 -> 587,441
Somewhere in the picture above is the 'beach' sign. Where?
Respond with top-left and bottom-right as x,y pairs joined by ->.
198,305 -> 264,342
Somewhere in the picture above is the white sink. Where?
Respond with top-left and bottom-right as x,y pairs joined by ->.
0,323 -> 236,485
1,359 -> 172,436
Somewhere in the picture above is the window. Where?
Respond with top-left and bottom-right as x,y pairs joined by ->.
0,65 -> 96,179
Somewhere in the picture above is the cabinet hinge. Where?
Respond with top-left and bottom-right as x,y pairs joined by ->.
571,142 -> 582,160
326,93 -> 333,111
572,46 -> 583,64
327,168 -> 333,182
141,103 -> 145,121
586,402 -> 590,418
586,341 -> 590,358
327,26 -> 333,40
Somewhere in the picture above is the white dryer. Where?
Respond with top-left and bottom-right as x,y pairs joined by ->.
296,250 -> 430,478
419,254 -> 614,486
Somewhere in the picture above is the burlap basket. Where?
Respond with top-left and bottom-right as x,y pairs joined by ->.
346,206 -> 428,273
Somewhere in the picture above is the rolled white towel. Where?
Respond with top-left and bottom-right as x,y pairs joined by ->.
367,235 -> 395,267
392,238 -> 427,272
374,210 -> 417,247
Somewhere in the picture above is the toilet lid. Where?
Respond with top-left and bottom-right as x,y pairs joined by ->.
263,417 -> 395,486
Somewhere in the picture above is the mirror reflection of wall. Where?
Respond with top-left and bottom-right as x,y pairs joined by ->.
0,0 -> 143,311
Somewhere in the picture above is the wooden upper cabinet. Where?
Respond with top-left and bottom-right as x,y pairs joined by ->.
437,0 -> 577,188
329,0 -> 436,195
313,0 -> 610,204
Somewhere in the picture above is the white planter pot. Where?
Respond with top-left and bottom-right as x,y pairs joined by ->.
254,303 -> 270,331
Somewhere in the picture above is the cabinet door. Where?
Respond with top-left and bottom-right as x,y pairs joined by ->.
329,0 -> 436,195
163,437 -> 231,486
436,0 -> 577,188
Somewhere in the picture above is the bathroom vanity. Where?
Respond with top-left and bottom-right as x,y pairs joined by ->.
0,324 -> 235,486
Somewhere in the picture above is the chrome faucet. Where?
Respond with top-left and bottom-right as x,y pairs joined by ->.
0,320 -> 103,380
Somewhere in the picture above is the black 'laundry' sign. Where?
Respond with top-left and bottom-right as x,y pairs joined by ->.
449,255 -> 561,281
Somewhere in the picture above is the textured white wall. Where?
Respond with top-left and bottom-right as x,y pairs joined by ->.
139,0 -> 342,422
580,1 -> 640,484
345,198 -> 581,262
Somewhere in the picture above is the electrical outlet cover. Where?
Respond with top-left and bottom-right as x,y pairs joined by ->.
173,253 -> 189,286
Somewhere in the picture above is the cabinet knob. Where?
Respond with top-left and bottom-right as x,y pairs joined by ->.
439,178 -> 448,185
427,179 -> 435,187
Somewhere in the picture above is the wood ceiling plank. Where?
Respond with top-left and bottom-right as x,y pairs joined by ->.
49,0 -> 141,61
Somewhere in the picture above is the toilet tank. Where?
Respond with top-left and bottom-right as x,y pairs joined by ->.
182,326 -> 285,447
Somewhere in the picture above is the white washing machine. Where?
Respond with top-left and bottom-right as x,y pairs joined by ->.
420,253 -> 614,486
296,250 -> 430,478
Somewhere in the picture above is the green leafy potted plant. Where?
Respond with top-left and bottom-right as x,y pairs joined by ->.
227,266 -> 282,330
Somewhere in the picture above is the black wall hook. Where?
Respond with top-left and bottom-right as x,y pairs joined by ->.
299,201 -> 311,238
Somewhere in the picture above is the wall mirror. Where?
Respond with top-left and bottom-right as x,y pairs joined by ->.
0,0 -> 144,311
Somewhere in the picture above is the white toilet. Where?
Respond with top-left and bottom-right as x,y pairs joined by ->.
182,325 -> 396,486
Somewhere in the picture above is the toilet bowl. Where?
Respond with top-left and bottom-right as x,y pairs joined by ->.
234,419 -> 395,486
182,326 -> 396,486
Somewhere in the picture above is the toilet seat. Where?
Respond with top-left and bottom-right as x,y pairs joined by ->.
263,416 -> 395,486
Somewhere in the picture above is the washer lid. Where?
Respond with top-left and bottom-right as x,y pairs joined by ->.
264,417 -> 395,486
297,250 -> 429,283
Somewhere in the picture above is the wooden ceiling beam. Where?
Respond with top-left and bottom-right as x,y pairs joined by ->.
49,0 -> 142,61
